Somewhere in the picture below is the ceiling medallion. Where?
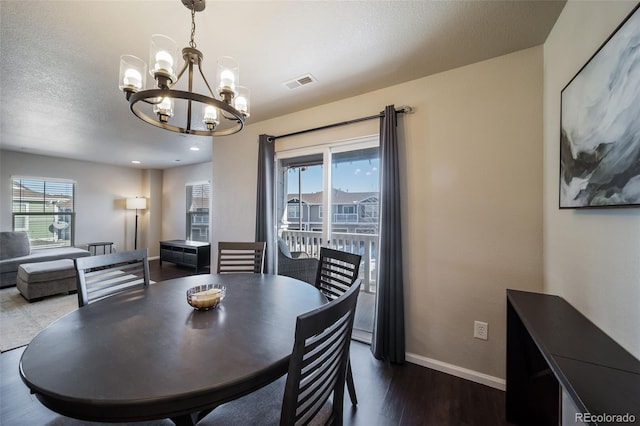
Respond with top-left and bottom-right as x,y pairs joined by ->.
118,0 -> 249,136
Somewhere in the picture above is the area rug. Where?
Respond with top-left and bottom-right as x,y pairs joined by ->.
0,274 -> 155,352
0,287 -> 77,352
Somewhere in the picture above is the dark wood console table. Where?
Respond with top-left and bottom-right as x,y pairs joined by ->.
159,240 -> 210,273
506,290 -> 640,425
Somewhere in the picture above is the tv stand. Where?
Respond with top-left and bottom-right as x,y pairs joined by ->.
159,240 -> 210,274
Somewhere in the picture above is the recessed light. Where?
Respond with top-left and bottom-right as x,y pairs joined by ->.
190,147 -> 200,151
131,160 -> 141,164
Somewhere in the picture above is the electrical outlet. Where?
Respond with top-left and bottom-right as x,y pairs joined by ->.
474,321 -> 488,340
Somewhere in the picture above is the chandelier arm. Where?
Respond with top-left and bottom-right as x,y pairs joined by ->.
171,60 -> 191,90
220,111 -> 242,122
196,63 -> 217,99
140,98 -> 163,106
129,89 -> 244,136
186,61 -> 194,131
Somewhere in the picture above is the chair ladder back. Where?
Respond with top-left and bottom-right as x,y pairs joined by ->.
217,241 -> 266,274
281,279 -> 361,426
74,248 -> 150,307
296,317 -> 350,413
315,248 -> 362,301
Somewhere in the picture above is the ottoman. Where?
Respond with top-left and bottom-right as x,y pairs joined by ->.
16,259 -> 77,302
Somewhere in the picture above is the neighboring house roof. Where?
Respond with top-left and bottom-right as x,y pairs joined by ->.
12,181 -> 73,208
12,181 -> 47,200
288,189 -> 378,205
187,184 -> 210,210
189,196 -> 210,210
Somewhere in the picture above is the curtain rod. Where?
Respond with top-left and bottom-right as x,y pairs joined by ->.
267,106 -> 413,142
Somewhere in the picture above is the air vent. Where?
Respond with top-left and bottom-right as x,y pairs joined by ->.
283,74 -> 317,90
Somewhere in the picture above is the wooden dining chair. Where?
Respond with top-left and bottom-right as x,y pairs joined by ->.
315,247 -> 362,301
197,279 -> 361,426
74,248 -> 150,308
217,241 -> 266,274
315,247 -> 362,406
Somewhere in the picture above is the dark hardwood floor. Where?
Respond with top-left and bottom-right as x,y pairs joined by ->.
1,260 -> 512,426
149,258 -> 210,282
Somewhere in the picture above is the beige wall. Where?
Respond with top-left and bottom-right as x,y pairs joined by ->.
0,150 -> 144,252
543,1 -> 640,359
161,161 -> 212,242
212,45 -> 544,384
142,169 -> 163,257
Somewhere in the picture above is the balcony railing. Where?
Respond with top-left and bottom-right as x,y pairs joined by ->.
280,230 -> 378,294
333,213 -> 358,223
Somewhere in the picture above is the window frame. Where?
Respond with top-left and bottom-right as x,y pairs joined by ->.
276,135 -> 380,243
186,181 -> 211,242
11,176 -> 76,248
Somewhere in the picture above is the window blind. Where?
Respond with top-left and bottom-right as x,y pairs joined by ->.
11,177 -> 76,248
186,183 -> 210,242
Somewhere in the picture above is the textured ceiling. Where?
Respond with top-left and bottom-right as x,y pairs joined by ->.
0,0 -> 565,169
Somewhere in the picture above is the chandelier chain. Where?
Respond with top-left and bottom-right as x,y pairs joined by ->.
189,4 -> 196,48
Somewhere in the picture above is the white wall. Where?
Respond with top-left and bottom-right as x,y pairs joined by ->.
212,46 -> 544,384
543,1 -> 640,358
161,161 -> 212,242
0,150 -> 144,252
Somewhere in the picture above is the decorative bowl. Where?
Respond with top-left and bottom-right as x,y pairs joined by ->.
186,284 -> 226,310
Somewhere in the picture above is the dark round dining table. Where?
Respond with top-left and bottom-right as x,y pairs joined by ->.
19,273 -> 326,425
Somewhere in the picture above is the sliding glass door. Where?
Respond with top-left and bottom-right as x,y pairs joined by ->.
276,136 -> 379,341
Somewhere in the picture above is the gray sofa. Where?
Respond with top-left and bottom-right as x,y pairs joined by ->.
0,231 -> 91,288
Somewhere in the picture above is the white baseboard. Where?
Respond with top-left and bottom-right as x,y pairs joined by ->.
149,255 -> 159,261
405,352 -> 506,391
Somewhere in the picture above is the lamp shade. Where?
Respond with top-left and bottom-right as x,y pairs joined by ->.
126,197 -> 147,210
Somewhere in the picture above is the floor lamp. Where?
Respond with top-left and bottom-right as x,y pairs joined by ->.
126,197 -> 147,250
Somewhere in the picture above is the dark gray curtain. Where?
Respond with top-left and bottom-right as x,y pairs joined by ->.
371,105 -> 405,363
255,134 -> 276,274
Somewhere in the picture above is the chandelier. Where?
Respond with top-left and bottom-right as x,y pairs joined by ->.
118,0 -> 249,136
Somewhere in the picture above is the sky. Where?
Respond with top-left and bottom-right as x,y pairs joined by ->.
287,158 -> 380,194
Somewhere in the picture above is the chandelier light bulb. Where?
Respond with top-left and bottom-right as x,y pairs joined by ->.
234,96 -> 247,111
202,105 -> 219,130
123,69 -> 143,90
234,86 -> 250,118
153,97 -> 174,123
219,70 -> 235,91
203,105 -> 218,120
154,51 -> 174,77
119,55 -> 147,94
149,34 -> 177,86
217,56 -> 239,103
159,97 -> 173,109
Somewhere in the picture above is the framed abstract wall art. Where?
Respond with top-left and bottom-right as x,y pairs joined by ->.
560,4 -> 640,208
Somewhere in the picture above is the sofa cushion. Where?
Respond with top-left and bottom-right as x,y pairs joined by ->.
277,238 -> 292,258
0,247 -> 90,274
18,259 -> 76,283
0,231 -> 30,260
